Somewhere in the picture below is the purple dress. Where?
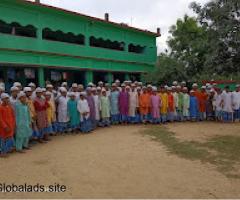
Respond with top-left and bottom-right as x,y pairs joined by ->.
86,95 -> 96,121
151,95 -> 161,119
119,91 -> 129,116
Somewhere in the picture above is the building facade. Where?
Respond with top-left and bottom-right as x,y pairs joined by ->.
0,0 -> 159,90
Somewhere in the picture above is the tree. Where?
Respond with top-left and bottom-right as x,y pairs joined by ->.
144,53 -> 187,85
167,15 -> 209,78
190,0 -> 240,75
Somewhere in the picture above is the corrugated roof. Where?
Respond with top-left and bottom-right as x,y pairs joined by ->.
19,0 -> 160,37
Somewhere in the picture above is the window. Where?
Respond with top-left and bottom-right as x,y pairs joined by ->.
128,43 -> 146,54
90,36 -> 125,51
0,20 -> 37,38
42,28 -> 85,45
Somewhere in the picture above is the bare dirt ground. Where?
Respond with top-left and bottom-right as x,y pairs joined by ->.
0,123 -> 240,199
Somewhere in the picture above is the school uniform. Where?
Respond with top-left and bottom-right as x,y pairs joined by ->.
189,96 -> 198,121
182,93 -> 190,120
110,91 -> 120,124
150,94 -> 161,123
100,95 -> 111,126
57,96 -> 69,133
128,91 -> 138,123
159,92 -> 168,123
167,93 -> 175,122
119,91 -> 129,123
77,99 -> 92,133
232,91 -> 240,121
222,91 -> 233,122
93,95 -> 101,126
86,95 -> 96,129
67,99 -> 80,131
0,104 -> 15,154
139,93 -> 150,122
15,102 -> 32,151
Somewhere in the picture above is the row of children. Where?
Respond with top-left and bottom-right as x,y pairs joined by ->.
0,80 -> 239,157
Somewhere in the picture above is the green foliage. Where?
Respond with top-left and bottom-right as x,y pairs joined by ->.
144,0 -> 240,83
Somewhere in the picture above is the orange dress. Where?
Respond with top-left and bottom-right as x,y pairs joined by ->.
0,104 -> 15,139
168,93 -> 175,112
198,92 -> 208,112
139,93 -> 151,115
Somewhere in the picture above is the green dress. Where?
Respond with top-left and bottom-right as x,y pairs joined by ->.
67,99 -> 80,127
100,96 -> 110,118
15,102 -> 32,138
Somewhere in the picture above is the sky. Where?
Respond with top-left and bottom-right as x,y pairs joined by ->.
33,0 -> 209,53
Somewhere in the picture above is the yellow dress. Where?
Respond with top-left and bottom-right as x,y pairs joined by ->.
159,92 -> 168,114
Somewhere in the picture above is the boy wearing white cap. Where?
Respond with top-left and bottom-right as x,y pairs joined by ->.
15,92 -> 32,152
10,86 -> 19,111
222,86 -> 233,122
232,85 -> 240,122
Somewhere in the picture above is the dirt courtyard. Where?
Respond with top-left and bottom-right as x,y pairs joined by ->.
0,123 -> 240,199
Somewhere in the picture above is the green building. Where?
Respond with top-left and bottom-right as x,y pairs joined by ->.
0,0 -> 160,90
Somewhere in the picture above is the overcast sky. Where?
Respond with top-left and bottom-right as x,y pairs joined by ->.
38,0 -> 209,53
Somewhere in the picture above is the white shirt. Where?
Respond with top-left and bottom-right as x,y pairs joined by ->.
222,91 -> 233,112
93,95 -> 100,121
77,99 -> 90,122
232,91 -> 240,110
57,96 -> 69,122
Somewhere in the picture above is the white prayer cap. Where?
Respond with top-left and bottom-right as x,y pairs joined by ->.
136,87 -> 141,91
181,81 -> 186,85
28,82 -> 36,87
152,86 -> 157,91
78,84 -> 84,89
236,84 -> 240,88
61,82 -> 67,87
105,83 -> 110,87
131,83 -> 136,87
201,86 -> 206,89
45,91 -> 52,96
98,81 -> 103,85
46,84 -> 53,88
42,88 -> 46,92
91,87 -> 97,91
210,89 -> 215,93
60,87 -> 67,93
86,87 -> 92,91
206,83 -> 211,87
102,88 -> 106,92
164,85 -> 168,89
147,84 -> 152,88
17,91 -> 26,99
121,83 -> 126,87
213,83 -> 217,86
112,83 -> 117,87
35,87 -> 42,93
68,92 -> 75,97
142,86 -> 147,90
172,81 -> 178,86
190,90 -> 195,93
138,82 -> 143,86
167,87 -> 172,91
13,82 -> 21,87
80,92 -> 86,96
24,87 -> 32,92
72,83 -> 78,88
10,86 -> 19,92
88,82 -> 94,87
172,86 -> 176,89
1,93 -> 9,99
183,87 -> 188,91
176,85 -> 181,89
115,79 -> 120,83
96,87 -> 102,91
0,86 -> 5,92
192,83 -> 198,87
126,86 -> 131,89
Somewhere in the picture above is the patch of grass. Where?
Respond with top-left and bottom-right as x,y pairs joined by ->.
142,126 -> 240,179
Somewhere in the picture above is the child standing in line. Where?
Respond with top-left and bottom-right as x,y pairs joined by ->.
15,92 -> 32,153
100,89 -> 111,127
182,87 -> 190,121
189,90 -> 199,121
0,93 -> 15,157
77,92 -> 91,133
167,87 -> 175,122
67,92 -> 80,133
45,91 -> 55,136
150,87 -> 161,124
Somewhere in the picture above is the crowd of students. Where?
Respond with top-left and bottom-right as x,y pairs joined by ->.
0,80 -> 239,157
